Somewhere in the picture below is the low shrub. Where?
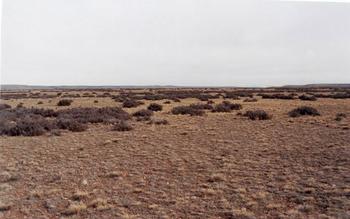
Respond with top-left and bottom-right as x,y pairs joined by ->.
335,113 -> 346,121
147,103 -> 163,111
16,103 -> 24,108
57,99 -> 73,106
243,110 -> 272,120
0,116 -> 55,136
37,101 -> 44,104
189,103 -> 213,110
163,100 -> 171,104
132,109 -> 153,121
112,120 -> 133,131
259,93 -> 294,100
122,99 -> 144,108
212,101 -> 242,113
288,106 -> 320,117
171,106 -> 204,116
207,100 -> 215,104
0,103 -> 11,110
243,98 -> 258,102
56,119 -> 87,132
149,119 -> 169,125
57,107 -> 130,124
299,95 -> 317,101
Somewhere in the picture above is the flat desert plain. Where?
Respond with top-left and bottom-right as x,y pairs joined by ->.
0,88 -> 349,218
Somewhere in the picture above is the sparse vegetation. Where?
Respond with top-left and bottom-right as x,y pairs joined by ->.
171,105 -> 205,116
212,101 -> 242,112
288,106 -> 320,117
147,103 -> 163,111
243,110 -> 272,120
122,99 -> 144,108
57,99 -> 73,106
335,113 -> 346,121
132,109 -> 153,121
112,120 -> 133,131
299,95 -> 317,101
0,103 -> 11,110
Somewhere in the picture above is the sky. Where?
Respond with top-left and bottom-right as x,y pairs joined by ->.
1,0 -> 350,87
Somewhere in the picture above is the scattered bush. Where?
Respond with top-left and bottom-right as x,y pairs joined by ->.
288,106 -> 320,117
122,99 -> 144,108
112,120 -> 133,131
335,113 -> 346,121
299,95 -> 317,101
171,106 -> 204,116
17,103 -> 24,108
163,101 -> 171,104
132,109 -> 153,121
57,107 -> 130,124
243,110 -> 272,120
94,100 -> 98,103
57,99 -> 73,106
0,103 -> 11,110
212,101 -> 242,112
0,116 -> 55,136
243,98 -> 258,102
259,93 -> 294,100
147,103 -> 163,111
189,103 -> 213,110
148,119 -> 169,125
0,106 -> 131,136
37,101 -> 44,104
207,100 -> 215,104
56,119 -> 87,132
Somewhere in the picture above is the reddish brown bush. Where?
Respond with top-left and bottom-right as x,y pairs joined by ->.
189,103 -> 213,110
57,99 -> 73,106
0,103 -> 11,110
132,109 -> 153,121
112,120 -> 133,131
243,110 -> 272,120
171,106 -> 204,116
335,113 -> 346,121
212,101 -> 242,113
299,95 -> 317,101
147,103 -> 163,111
122,99 -> 144,108
56,119 -> 87,132
288,106 -> 320,117
243,98 -> 258,102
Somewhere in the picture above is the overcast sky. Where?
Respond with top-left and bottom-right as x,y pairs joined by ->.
1,0 -> 350,86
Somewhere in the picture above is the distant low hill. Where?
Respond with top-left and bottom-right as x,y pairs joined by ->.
282,84 -> 350,88
1,83 -> 349,90
0,84 -> 177,90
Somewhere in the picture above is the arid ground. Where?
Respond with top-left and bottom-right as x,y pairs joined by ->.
0,88 -> 349,218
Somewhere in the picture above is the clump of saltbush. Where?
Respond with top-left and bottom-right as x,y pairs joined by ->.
243,110 -> 272,120
243,98 -> 258,102
288,106 -> 320,117
212,101 -> 242,113
148,118 -> 169,125
189,103 -> 213,110
147,103 -> 163,112
299,95 -> 317,101
132,109 -> 153,121
122,99 -> 144,108
112,120 -> 133,131
57,99 -> 73,106
171,106 -> 204,116
335,113 -> 346,121
56,118 -> 88,132
0,103 -> 11,110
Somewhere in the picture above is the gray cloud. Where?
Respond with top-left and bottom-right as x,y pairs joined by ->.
1,0 -> 350,86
